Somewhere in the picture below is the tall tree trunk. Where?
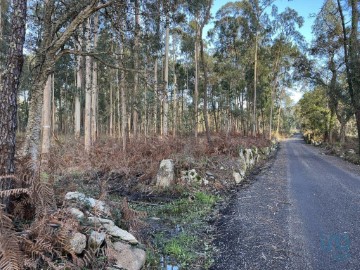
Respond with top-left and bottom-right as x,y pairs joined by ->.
120,44 -> 127,152
194,28 -> 199,138
52,73 -> 55,135
154,58 -> 158,135
0,0 -> 26,180
200,35 -> 212,145
253,33 -> 258,136
84,17 -> 92,152
40,75 -> 52,170
163,14 -> 170,136
91,14 -> 99,141
133,0 -> 140,138
75,37 -> 83,138
340,120 -> 346,144
173,42 -> 178,137
110,78 -> 114,137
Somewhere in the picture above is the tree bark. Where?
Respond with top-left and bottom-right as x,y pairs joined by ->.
163,13 -> 170,136
84,17 -> 92,152
194,27 -> 199,138
91,13 -> 99,141
253,33 -> 258,136
132,0 -> 140,138
0,0 -> 26,178
75,36 -> 83,138
40,75 -> 52,170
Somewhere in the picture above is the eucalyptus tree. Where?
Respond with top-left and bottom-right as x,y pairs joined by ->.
185,0 -> 213,142
336,0 -> 360,153
22,0 -> 113,164
312,0 -> 353,143
268,6 -> 304,139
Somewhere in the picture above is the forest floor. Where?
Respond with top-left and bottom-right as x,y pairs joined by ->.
48,133 -> 273,269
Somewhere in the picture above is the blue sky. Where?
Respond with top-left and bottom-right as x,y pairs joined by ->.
208,0 -> 325,102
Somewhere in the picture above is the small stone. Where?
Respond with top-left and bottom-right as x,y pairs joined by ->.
88,231 -> 106,249
70,232 -> 86,254
103,224 -> 138,244
65,191 -> 86,201
69,208 -> 84,220
205,171 -> 214,177
112,241 -> 146,270
233,171 -> 243,184
64,192 -> 111,217
88,217 -> 115,226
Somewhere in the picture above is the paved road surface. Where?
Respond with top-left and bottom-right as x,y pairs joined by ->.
211,135 -> 360,270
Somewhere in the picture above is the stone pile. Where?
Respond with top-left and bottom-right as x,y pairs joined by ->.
155,140 -> 278,187
64,191 -> 146,270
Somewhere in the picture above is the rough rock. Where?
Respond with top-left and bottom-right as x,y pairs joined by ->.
88,231 -> 106,249
156,159 -> 174,187
347,149 -> 356,155
181,169 -> 208,185
103,224 -> 138,244
237,159 -> 247,177
112,241 -> 146,270
70,232 -> 87,254
233,171 -> 243,184
260,147 -> 270,156
88,216 -> 115,226
68,208 -> 84,220
244,149 -> 255,168
64,192 -> 111,217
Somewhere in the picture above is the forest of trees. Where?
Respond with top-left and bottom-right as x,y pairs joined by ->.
0,0 -> 356,175
296,0 -> 359,150
0,0 -> 358,269
2,0 -> 310,172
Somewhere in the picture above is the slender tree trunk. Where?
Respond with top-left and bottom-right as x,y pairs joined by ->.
154,58 -> 158,135
253,33 -> 258,136
132,0 -> 140,138
51,73 -> 55,135
84,17 -> 92,152
75,37 -> 83,138
110,78 -> 113,137
198,2 -> 212,144
194,28 -> 199,138
163,14 -> 170,136
120,44 -> 127,152
173,42 -> 178,137
91,14 -> 99,141
40,75 -> 52,170
340,121 -> 346,144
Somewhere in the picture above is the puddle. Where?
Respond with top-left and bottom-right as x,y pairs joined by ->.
160,256 -> 180,270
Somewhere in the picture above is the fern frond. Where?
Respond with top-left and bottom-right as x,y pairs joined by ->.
0,188 -> 29,198
0,206 -> 13,229
0,232 -> 23,270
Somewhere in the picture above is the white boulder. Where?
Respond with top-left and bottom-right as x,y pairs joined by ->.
70,232 -> 87,254
156,159 -> 175,187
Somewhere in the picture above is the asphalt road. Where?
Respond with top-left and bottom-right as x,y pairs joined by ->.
211,134 -> 360,270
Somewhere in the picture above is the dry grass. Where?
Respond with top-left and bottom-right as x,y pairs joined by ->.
51,133 -> 270,178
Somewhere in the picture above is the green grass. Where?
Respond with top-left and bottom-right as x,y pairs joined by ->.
164,233 -> 197,264
131,191 -> 220,269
